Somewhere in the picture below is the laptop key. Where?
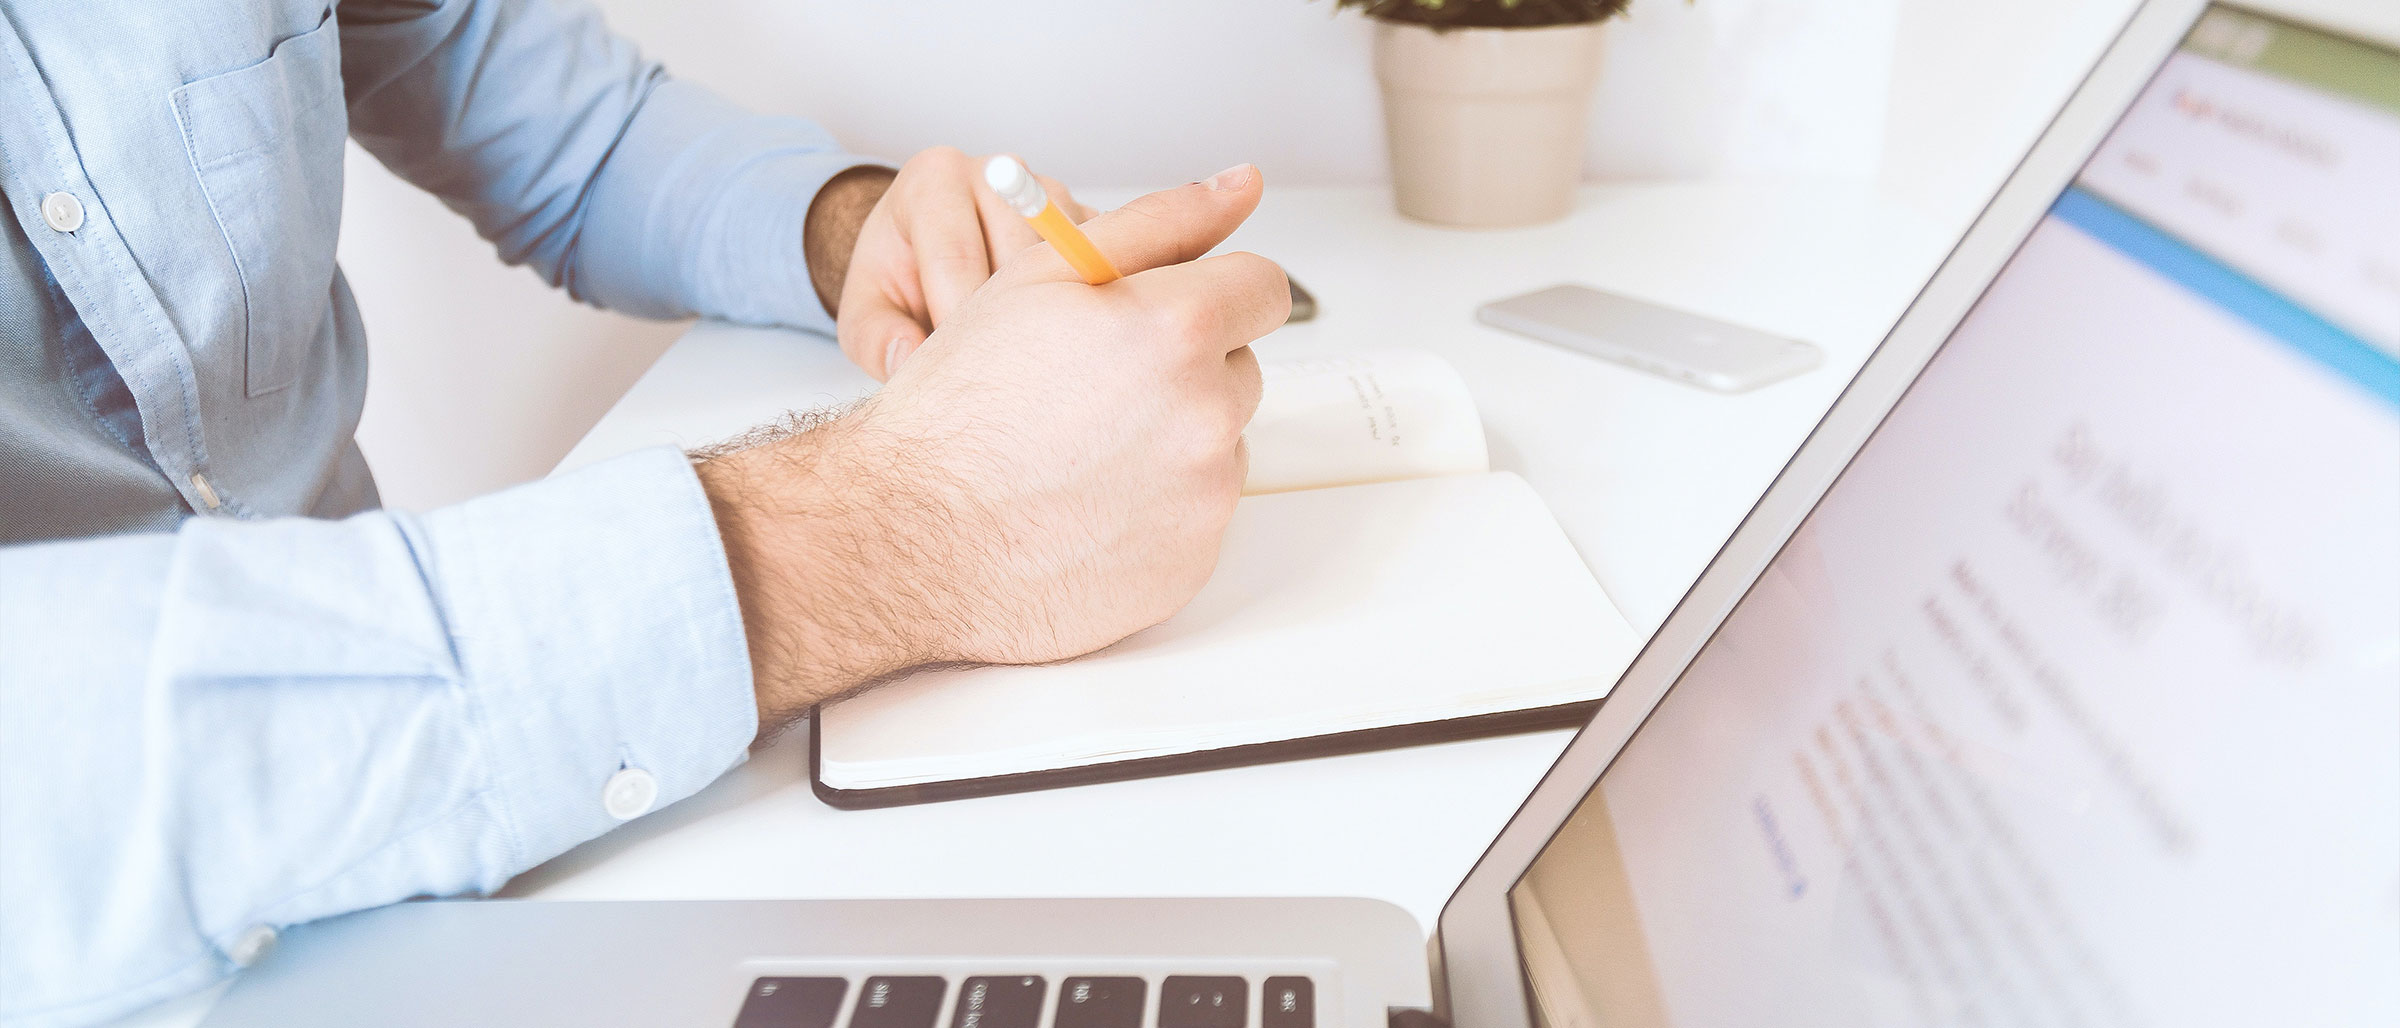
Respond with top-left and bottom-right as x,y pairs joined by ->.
1159,976 -> 1247,1028
1261,978 -> 1313,1028
733,977 -> 848,1028
854,976 -> 948,1028
953,975 -> 1047,1028
1055,976 -> 1145,1028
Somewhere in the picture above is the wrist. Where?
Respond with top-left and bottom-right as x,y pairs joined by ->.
803,165 -> 898,320
696,414 -> 946,732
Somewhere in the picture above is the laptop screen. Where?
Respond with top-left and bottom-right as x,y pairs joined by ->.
1508,8 -> 2399,1027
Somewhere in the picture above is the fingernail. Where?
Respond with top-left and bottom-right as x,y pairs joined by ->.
1202,164 -> 1253,191
884,335 -> 913,376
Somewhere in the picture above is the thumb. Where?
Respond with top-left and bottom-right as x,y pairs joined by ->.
837,296 -> 930,381
1020,164 -> 1263,282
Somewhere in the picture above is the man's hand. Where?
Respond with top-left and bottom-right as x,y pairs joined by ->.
808,147 -> 1098,382
704,165 -> 1283,732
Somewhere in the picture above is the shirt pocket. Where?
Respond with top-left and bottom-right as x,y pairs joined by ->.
171,10 -> 346,398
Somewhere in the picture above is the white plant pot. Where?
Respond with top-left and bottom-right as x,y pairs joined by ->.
1372,20 -> 1608,229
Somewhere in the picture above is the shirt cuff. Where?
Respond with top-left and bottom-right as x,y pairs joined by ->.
418,445 -> 756,868
573,77 -> 890,334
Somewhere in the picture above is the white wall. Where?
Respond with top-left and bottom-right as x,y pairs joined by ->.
347,0 -> 2133,510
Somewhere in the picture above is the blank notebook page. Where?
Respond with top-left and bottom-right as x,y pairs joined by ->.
816,471 -> 1640,790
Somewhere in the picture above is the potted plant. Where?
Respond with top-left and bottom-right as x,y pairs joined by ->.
1336,0 -> 1631,228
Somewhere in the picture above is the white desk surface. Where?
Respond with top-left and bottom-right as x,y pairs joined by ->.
126,180 -> 1959,1027
529,180 -> 1960,910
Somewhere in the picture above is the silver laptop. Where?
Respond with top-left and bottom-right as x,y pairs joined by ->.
199,2 -> 2400,1025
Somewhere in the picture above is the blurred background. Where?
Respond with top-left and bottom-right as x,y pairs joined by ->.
341,0 -> 2139,509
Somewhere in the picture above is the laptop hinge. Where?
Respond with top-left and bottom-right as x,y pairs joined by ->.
1389,1009 -> 1450,1028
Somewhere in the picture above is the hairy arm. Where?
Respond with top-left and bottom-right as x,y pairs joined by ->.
1,167 -> 1283,1025
804,167 -> 899,319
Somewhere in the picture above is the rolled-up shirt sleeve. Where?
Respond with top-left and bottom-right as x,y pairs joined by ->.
0,447 -> 756,1027
338,0 -> 884,335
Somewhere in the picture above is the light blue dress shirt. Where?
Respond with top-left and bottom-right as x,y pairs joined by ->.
0,1 -> 876,1024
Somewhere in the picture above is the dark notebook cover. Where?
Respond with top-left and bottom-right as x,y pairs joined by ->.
807,699 -> 1601,809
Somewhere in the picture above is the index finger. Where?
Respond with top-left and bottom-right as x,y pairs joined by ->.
1001,164 -> 1264,287
895,175 -> 994,326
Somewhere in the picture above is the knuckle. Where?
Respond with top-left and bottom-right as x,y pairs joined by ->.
1116,193 -> 1176,229
916,145 -> 967,169
1156,294 -> 1221,342
1172,413 -> 1233,473
1231,387 -> 1264,431
927,247 -> 985,270
1194,401 -> 1250,464
921,237 -> 989,269
1224,407 -> 1255,443
1219,460 -> 1250,508
1229,344 -> 1263,382
1230,252 -> 1295,311
1208,449 -> 1248,509
1171,551 -> 1223,609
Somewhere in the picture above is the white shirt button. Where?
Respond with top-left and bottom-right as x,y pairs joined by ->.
188,472 -> 224,511
40,191 -> 82,233
602,767 -> 657,820
228,924 -> 277,968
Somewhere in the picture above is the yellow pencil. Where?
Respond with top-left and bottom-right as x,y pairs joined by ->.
984,156 -> 1120,285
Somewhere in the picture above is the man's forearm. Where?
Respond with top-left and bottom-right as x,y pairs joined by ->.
695,407 -> 964,733
804,166 -> 899,319
694,168 -> 1284,752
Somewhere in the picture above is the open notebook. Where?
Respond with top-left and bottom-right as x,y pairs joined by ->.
812,351 -> 1641,807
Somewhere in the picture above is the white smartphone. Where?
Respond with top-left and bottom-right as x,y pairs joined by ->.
1476,284 -> 1822,393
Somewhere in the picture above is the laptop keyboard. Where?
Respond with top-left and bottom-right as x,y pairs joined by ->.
853,977 -> 948,1028
732,973 -> 1317,1028
1053,977 -> 1143,1028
